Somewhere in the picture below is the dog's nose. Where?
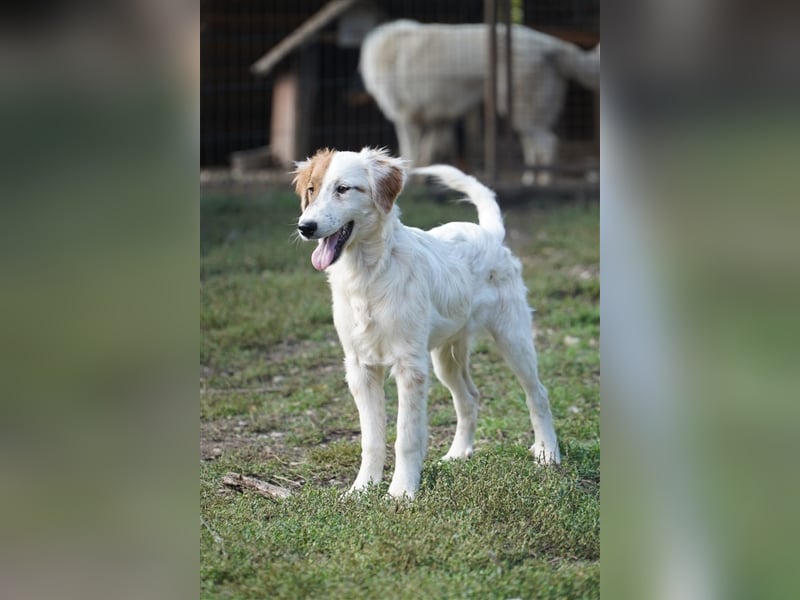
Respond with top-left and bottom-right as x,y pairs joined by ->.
298,221 -> 317,238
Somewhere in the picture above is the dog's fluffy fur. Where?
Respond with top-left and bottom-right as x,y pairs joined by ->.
294,147 -> 559,498
360,20 -> 600,184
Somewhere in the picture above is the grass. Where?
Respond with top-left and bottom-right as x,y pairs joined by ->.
201,183 -> 599,599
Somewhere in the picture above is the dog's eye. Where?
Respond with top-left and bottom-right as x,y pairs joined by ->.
307,186 -> 314,195
336,185 -> 350,194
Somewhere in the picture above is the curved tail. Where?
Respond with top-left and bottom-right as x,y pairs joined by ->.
412,164 -> 505,241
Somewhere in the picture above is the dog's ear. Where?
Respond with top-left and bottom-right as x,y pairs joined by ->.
292,159 -> 312,199
292,148 -> 334,209
362,147 -> 407,213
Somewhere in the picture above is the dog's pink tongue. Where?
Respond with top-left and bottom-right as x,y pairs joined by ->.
311,234 -> 338,271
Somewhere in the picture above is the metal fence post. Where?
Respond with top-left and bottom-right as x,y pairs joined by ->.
484,0 -> 497,184
503,0 -> 513,170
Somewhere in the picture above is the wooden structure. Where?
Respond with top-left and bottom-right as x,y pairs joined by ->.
251,0 -> 384,167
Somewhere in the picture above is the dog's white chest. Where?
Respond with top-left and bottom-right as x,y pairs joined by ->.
349,296 -> 374,333
333,291 -> 396,365
350,296 -> 393,363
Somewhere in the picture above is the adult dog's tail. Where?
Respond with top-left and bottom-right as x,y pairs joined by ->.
550,43 -> 600,91
412,165 -> 505,241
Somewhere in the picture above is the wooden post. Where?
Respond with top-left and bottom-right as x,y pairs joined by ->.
484,0 -> 497,184
503,0 -> 513,171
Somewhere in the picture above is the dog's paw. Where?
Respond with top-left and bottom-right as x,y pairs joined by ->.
340,485 -> 361,501
521,170 -> 536,186
387,483 -> 417,500
387,472 -> 419,499
521,170 -> 554,186
345,476 -> 379,497
441,445 -> 473,461
530,442 -> 561,465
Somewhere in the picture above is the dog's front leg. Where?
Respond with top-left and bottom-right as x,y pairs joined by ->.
346,358 -> 387,494
388,359 -> 429,498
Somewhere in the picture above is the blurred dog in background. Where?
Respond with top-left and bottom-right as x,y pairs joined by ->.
360,20 -> 599,184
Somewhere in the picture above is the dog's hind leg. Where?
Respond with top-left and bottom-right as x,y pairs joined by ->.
489,304 -> 560,464
518,128 -> 557,186
432,339 -> 479,460
346,359 -> 387,494
395,117 -> 424,165
419,122 -> 457,165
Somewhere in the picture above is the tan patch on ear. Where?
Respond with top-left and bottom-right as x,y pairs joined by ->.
374,159 -> 405,213
292,148 -> 335,209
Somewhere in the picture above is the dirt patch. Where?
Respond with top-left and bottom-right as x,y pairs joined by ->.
201,337 -> 341,388
263,337 -> 339,364
201,418 -> 297,462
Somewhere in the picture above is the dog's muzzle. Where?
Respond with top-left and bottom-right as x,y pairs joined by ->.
297,221 -> 317,239
298,220 -> 354,271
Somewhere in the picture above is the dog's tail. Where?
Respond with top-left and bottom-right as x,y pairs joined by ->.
412,164 -> 505,241
549,42 -> 600,91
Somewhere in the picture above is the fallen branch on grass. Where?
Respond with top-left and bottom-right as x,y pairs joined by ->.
221,472 -> 292,499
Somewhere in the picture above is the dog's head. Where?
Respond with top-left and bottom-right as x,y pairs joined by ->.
293,147 -> 406,271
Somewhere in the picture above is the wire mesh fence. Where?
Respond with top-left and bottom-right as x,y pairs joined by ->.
201,0 -> 599,186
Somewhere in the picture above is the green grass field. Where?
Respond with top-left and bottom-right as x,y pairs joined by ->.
201,184 -> 599,599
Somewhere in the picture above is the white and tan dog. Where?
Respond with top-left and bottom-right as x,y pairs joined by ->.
294,147 -> 559,498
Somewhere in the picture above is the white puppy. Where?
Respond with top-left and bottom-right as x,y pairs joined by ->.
294,147 -> 559,498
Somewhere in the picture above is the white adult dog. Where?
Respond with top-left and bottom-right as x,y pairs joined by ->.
360,20 -> 600,184
294,147 -> 560,498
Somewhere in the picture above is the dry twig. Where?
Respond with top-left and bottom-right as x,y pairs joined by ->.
221,472 -> 292,499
